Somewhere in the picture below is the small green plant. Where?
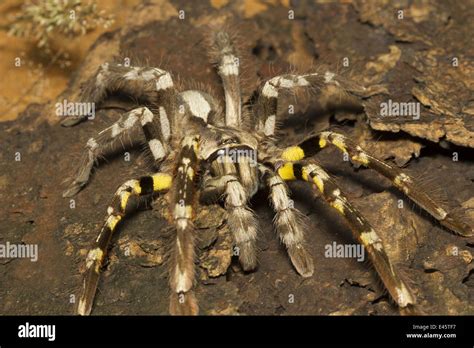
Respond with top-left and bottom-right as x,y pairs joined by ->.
4,0 -> 115,112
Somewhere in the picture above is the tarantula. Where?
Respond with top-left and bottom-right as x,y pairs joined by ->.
63,28 -> 472,315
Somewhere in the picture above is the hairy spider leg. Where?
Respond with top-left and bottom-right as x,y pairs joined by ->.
61,63 -> 175,126
63,106 -> 171,197
254,71 -> 383,137
258,164 -> 314,277
63,65 -> 179,196
168,135 -> 201,315
280,131 -> 473,237
212,30 -> 242,127
277,160 -> 416,308
77,173 -> 173,315
206,148 -> 259,271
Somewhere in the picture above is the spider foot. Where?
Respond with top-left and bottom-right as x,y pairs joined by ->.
400,304 -> 424,316
442,213 -> 473,237
77,255 -> 102,316
169,291 -> 199,315
63,180 -> 87,197
288,244 -> 314,278
61,116 -> 87,127
237,241 -> 258,272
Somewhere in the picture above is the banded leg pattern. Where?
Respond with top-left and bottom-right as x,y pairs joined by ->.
62,63 -> 176,127
208,153 -> 259,271
254,71 -> 385,137
77,173 -> 173,315
319,131 -> 473,237
169,135 -> 201,315
212,31 -> 242,127
279,131 -> 473,237
63,107 -> 166,197
277,160 -> 416,308
224,176 -> 258,270
259,165 -> 314,277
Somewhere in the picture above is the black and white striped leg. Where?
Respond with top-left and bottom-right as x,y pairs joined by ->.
64,85 -> 220,197
225,175 -> 258,271
208,154 -> 259,271
168,135 -> 201,315
279,132 -> 473,237
63,106 -> 171,197
277,160 -> 416,308
61,63 -> 176,127
179,90 -> 220,125
254,71 -> 381,137
318,131 -> 473,237
259,165 -> 314,277
77,172 -> 173,315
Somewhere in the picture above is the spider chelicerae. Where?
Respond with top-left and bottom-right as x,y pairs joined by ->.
62,28 -> 472,315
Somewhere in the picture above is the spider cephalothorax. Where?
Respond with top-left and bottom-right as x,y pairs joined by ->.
63,27 -> 472,315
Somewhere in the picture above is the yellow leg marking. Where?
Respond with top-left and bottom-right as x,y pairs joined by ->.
332,138 -> 347,153
278,163 -> 296,181
132,181 -> 142,195
302,166 -> 309,181
330,198 -> 345,215
319,137 -> 327,148
152,173 -> 172,191
312,175 -> 325,193
322,132 -> 347,153
86,247 -> 104,270
281,146 -> 305,161
186,205 -> 193,218
319,132 -> 330,148
302,165 -> 325,193
120,191 -> 131,211
352,152 -> 370,165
